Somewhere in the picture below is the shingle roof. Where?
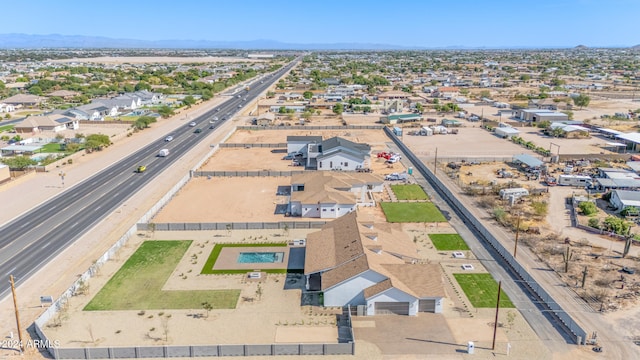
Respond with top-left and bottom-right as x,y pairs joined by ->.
16,114 -> 74,128
291,172 -> 383,205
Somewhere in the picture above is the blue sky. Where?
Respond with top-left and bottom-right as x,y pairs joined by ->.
3,0 -> 638,47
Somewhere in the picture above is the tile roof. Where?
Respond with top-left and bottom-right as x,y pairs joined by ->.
290,172 -> 383,205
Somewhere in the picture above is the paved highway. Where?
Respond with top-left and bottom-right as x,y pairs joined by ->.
0,58 -> 299,299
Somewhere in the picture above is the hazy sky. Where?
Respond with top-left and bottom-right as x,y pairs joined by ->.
3,0 -> 638,47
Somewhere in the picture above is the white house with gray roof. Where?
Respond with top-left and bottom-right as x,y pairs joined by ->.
610,190 -> 640,213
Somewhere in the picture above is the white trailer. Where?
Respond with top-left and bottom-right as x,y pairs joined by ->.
558,174 -> 591,186
499,188 -> 529,200
158,148 -> 170,157
420,126 -> 433,136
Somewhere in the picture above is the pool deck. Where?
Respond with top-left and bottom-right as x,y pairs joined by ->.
213,246 -> 291,271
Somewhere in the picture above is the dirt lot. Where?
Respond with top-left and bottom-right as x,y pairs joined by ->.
403,126 -> 535,159
199,147 -> 307,171
226,129 -> 390,147
153,177 -> 290,223
516,128 -> 618,155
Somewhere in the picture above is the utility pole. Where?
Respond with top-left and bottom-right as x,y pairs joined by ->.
492,280 -> 502,350
581,266 -> 588,288
10,275 -> 25,353
513,214 -> 521,258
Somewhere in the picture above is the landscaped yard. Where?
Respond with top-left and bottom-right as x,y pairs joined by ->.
0,124 -> 14,132
453,273 -> 515,308
380,202 -> 446,222
85,240 -> 240,310
201,243 -> 288,274
40,143 -> 66,153
390,184 -> 429,200
429,233 -> 469,251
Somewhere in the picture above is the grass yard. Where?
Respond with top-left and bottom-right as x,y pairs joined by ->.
201,243 -> 288,275
40,143 -> 65,153
380,202 -> 446,223
85,241 -> 240,311
390,184 -> 429,200
429,233 -> 470,251
453,273 -> 515,308
0,124 -> 14,132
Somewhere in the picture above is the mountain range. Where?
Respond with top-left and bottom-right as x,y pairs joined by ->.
0,34 -> 636,50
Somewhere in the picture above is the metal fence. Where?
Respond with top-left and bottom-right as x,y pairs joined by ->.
47,343 -> 353,359
384,127 -> 588,345
193,170 -> 304,177
137,221 -> 327,231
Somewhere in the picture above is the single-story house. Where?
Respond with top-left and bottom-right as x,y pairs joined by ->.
0,103 -> 16,113
304,212 -> 445,315
616,132 -> 640,152
254,113 -> 275,126
609,190 -> 640,213
270,105 -> 306,113
286,136 -> 371,170
316,137 -> 371,171
1,94 -> 45,107
46,90 -> 79,100
289,172 -> 384,218
14,114 -> 79,134
434,87 -> 460,99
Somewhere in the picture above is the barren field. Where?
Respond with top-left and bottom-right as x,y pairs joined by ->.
153,177 -> 290,223
200,147 -> 308,171
227,129 -> 390,147
403,126 -> 535,159
516,129 -> 616,155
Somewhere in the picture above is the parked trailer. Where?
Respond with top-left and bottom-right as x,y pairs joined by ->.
558,174 -> 591,186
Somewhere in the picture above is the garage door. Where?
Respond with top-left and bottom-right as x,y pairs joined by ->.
418,299 -> 435,312
374,302 -> 410,315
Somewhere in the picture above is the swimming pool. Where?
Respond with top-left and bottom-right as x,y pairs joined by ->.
237,252 -> 284,263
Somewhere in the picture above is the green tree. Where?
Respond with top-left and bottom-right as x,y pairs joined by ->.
133,115 -> 157,130
573,94 -> 590,109
85,134 -> 111,151
28,85 -> 43,95
200,89 -> 213,100
520,74 -> 531,81
201,302 -> 213,319
588,218 -> 600,229
278,106 -> 287,114
157,105 -> 174,118
302,91 -> 313,99
1,155 -> 37,170
415,103 -> 424,113
134,82 -> 151,91
602,216 -> 631,235
332,103 -> 344,115
182,95 -> 196,107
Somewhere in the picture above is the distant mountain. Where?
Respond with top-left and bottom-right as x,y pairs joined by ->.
574,44 -> 588,50
631,44 -> 640,50
0,33 -> 420,50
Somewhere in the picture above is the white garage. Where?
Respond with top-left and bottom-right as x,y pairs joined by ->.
374,302 -> 410,315
418,299 -> 436,312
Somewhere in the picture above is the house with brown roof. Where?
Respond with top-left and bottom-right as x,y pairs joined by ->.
46,90 -> 79,100
14,114 -> 79,134
1,94 -> 45,107
289,172 -> 383,218
304,212 -> 445,315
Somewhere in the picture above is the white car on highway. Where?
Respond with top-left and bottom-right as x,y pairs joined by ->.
189,122 -> 196,127
164,136 -> 173,142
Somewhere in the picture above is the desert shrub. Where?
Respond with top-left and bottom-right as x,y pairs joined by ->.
493,207 -> 507,225
531,201 -> 548,217
578,201 -> 598,216
588,218 -> 600,229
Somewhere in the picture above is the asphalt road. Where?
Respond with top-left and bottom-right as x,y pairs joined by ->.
0,58 -> 299,300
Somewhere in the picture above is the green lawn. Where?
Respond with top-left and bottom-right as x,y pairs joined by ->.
0,125 -> 14,132
429,234 -> 470,251
85,241 -> 240,311
40,143 -> 65,153
201,243 -> 288,275
453,274 -> 515,308
380,202 -> 446,222
390,184 -> 429,200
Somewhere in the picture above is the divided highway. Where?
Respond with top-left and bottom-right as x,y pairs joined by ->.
0,59 -> 298,299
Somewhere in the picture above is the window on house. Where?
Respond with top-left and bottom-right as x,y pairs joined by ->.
323,209 -> 326,211
330,161 -> 333,168
331,209 -> 335,211
344,162 -> 348,167
319,162 -> 322,168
